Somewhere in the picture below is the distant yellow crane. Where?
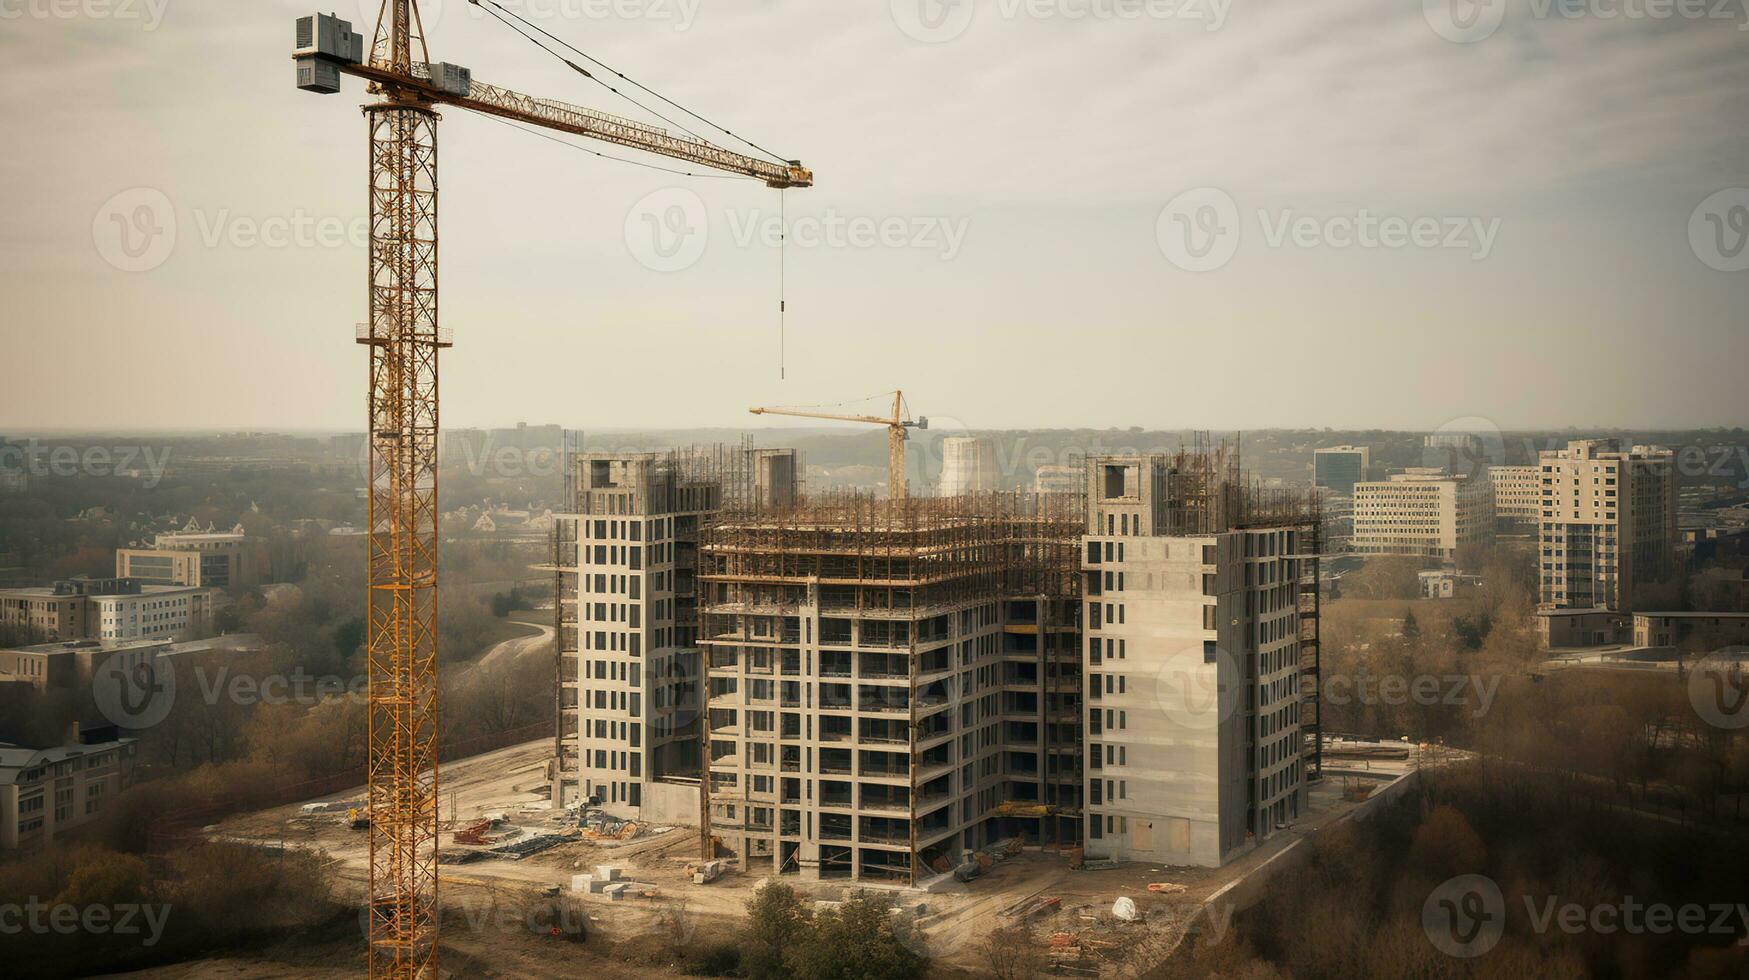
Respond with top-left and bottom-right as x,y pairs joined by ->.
750,391 -> 925,500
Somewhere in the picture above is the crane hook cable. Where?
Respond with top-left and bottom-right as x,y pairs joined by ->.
471,0 -> 794,167
780,187 -> 787,381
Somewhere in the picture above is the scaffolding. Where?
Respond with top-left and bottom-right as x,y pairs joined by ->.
697,489 -> 1086,882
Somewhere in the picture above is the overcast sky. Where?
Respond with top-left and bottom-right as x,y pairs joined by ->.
3,0 -> 1747,435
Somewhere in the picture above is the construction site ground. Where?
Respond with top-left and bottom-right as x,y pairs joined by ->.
182,738 -> 1419,978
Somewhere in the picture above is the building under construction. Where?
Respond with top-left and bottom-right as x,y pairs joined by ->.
549,441 -> 800,816
699,490 -> 1084,883
1080,443 -> 1322,868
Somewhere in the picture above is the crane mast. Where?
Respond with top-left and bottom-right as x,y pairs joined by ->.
360,3 -> 441,978
293,3 -> 812,976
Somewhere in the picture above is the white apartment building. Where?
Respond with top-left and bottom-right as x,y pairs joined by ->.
1081,453 -> 1315,868
938,437 -> 998,496
1539,439 -> 1677,613
1490,465 -> 1541,529
91,585 -> 217,646
551,448 -> 798,819
1351,469 -> 1494,562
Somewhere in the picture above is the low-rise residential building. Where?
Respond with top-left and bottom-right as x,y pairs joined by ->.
91,585 -> 217,645
0,638 -> 172,692
1633,612 -> 1749,650
1351,469 -> 1494,561
0,739 -> 136,850
1537,608 -> 1629,649
1419,569 -> 1481,599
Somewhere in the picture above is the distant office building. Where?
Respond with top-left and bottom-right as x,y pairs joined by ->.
0,739 -> 136,851
1538,440 -> 1677,613
1490,465 -> 1541,529
1033,464 -> 1082,495
1082,449 -> 1317,868
938,437 -> 998,496
115,530 -> 256,590
0,578 -> 213,648
1351,469 -> 1495,561
0,584 -> 95,641
1312,446 -> 1370,496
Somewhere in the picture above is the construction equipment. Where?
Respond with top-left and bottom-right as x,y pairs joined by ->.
749,391 -> 925,499
293,4 -> 811,976
349,807 -> 371,831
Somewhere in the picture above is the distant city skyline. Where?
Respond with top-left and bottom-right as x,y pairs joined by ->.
4,1 -> 1747,431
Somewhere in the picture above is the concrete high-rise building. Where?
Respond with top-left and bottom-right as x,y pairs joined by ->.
1538,439 -> 1677,613
1081,450 -> 1318,868
1312,445 -> 1370,496
549,446 -> 798,820
698,493 -> 1083,883
937,436 -> 998,496
1351,469 -> 1494,562
1490,465 -> 1541,530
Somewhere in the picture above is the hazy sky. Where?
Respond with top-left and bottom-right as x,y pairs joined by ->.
3,0 -> 1747,435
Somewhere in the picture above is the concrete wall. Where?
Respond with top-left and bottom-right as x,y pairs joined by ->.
640,780 -> 701,825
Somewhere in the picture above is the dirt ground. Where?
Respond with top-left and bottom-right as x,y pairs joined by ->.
152,739 -> 1419,978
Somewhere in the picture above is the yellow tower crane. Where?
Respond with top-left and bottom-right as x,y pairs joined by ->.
749,391 -> 925,500
293,2 -> 811,977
